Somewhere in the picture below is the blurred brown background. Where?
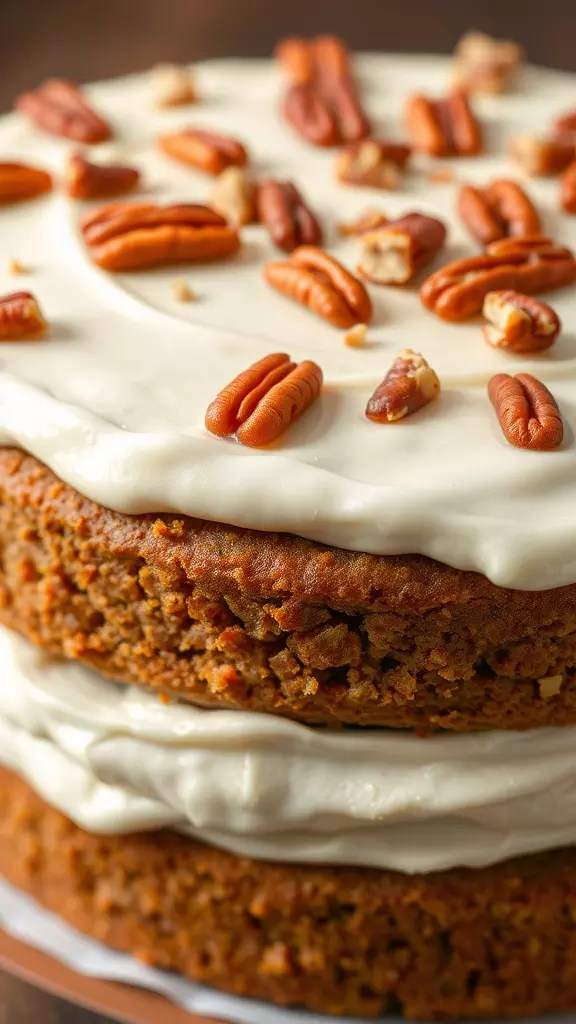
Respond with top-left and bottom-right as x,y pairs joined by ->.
1,0 -> 576,110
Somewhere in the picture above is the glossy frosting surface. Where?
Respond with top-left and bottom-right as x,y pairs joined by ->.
1,56 -> 576,587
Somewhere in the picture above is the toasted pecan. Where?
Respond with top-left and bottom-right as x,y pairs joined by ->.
264,246 -> 372,328
257,180 -> 322,252
452,31 -> 523,94
335,139 -> 411,189
509,135 -> 574,177
457,180 -> 541,246
357,212 -> 447,285
0,291 -> 47,340
158,129 -> 249,175
405,91 -> 483,157
209,167 -> 257,227
483,291 -> 561,353
66,153 -> 140,199
366,350 -> 440,423
0,162 -> 52,203
489,373 -> 563,451
16,79 -> 111,143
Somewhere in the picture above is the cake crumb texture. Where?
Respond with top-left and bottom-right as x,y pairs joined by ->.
2,448 -> 576,729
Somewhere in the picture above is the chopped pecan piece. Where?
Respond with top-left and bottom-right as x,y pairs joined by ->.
452,31 -> 523,94
344,323 -> 368,348
366,350 -> 440,422
554,110 -> 576,143
337,208 -> 389,236
357,213 -> 446,285
66,153 -> 140,199
158,129 -> 248,175
405,91 -> 483,157
421,235 -> 576,321
488,373 -> 563,451
457,180 -> 541,246
561,161 -> 576,214
276,35 -> 370,147
205,351 -> 323,447
0,291 -> 47,340
483,291 -> 561,353
509,135 -> 574,177
264,245 -> 372,328
209,167 -> 256,227
335,139 -> 411,189
16,79 -> 111,143
81,201 -> 240,271
257,180 -> 322,252
0,162 -> 52,203
151,63 -> 197,107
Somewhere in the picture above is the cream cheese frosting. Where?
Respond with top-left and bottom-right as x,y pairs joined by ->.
0,56 -> 576,588
4,626 -> 576,873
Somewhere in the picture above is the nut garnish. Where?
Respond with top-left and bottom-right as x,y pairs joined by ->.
452,31 -> 523,94
16,79 -> 111,143
337,208 -> 389,236
264,245 -> 372,328
553,110 -> 576,142
509,135 -> 574,177
158,128 -> 248,175
366,350 -> 440,422
276,35 -> 370,147
488,373 -> 563,451
427,168 -> 455,184
561,161 -> 576,214
81,201 -> 240,271
335,140 -> 411,190
457,180 -> 541,246
0,162 -> 52,203
205,351 -> 323,447
405,91 -> 483,157
8,259 -> 28,275
0,291 -> 47,340
538,675 -> 563,700
257,180 -> 322,252
344,324 -> 368,348
357,213 -> 446,285
152,63 -> 197,107
209,167 -> 256,227
171,278 -> 196,302
482,291 -> 561,353
66,153 -> 140,199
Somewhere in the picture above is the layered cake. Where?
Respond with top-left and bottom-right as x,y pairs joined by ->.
2,31 -> 576,1019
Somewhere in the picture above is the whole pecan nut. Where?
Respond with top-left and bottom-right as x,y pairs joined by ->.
452,31 -> 523,94
264,245 -> 372,328
357,212 -> 447,285
561,161 -> 576,214
457,180 -> 541,246
482,291 -> 561,352
405,91 -> 483,157
209,167 -> 257,227
66,153 -> 140,199
366,350 -> 440,422
205,351 -> 323,447
488,373 -> 563,451
81,201 -> 240,271
509,135 -> 574,177
335,139 -> 411,189
257,180 -> 322,252
0,162 -> 52,202
158,129 -> 249,175
0,291 -> 47,340
421,235 -> 576,321
16,79 -> 111,143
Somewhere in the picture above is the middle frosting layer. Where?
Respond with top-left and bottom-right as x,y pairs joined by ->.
3,628 -> 576,873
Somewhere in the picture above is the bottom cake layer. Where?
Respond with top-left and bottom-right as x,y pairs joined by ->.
2,766 -> 576,1020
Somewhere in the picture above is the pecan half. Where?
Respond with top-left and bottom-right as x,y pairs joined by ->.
357,213 -> 447,285
205,351 -> 323,447
482,291 -> 561,353
0,291 -> 47,340
452,31 -> 523,94
0,162 -> 52,203
81,201 -> 240,271
151,63 -> 197,107
421,236 -> 576,321
16,79 -> 111,143
457,180 -> 541,246
366,350 -> 440,422
264,246 -> 372,328
561,161 -> 576,214
488,373 -> 563,451
158,129 -> 248,175
509,135 -> 574,177
66,153 -> 140,199
257,180 -> 322,252
405,91 -> 483,157
335,139 -> 411,189
209,167 -> 256,227
277,35 -> 370,147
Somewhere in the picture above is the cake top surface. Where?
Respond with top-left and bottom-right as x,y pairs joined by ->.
1,53 -> 576,589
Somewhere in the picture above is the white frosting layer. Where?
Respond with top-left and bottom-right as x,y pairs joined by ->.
1,56 -> 576,589
4,626 -> 576,873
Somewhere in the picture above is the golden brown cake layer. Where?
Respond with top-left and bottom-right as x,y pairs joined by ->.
1,448 -> 576,729
2,764 -> 576,1020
